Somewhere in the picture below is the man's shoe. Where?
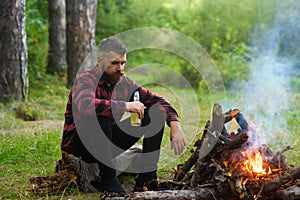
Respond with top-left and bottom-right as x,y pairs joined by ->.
134,178 -> 169,192
134,171 -> 170,192
134,179 -> 170,192
99,177 -> 126,196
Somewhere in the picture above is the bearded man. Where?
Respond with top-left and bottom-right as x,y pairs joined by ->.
61,37 -> 186,195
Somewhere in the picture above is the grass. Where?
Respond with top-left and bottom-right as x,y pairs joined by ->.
0,131 -> 61,199
0,73 -> 299,199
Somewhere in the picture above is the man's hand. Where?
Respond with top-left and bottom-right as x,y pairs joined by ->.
170,121 -> 186,155
125,101 -> 145,119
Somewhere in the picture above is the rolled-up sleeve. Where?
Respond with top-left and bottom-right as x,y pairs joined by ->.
138,86 -> 179,126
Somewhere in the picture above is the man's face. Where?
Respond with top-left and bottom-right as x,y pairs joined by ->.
98,52 -> 127,85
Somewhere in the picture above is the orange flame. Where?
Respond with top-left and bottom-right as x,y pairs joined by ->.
240,149 -> 271,177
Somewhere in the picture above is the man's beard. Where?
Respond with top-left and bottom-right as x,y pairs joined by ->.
101,71 -> 124,85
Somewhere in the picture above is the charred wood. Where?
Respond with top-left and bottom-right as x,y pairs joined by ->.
174,120 -> 210,182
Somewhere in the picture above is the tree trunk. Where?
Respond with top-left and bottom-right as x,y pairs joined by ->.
0,0 -> 28,101
47,0 -> 66,75
66,0 -> 97,88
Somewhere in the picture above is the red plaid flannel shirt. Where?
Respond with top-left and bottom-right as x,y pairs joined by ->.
61,66 -> 179,152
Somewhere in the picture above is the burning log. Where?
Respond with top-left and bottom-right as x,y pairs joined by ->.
173,105 -> 245,183
219,132 -> 249,151
268,145 -> 292,170
231,167 -> 300,199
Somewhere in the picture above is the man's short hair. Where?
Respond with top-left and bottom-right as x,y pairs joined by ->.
99,37 -> 127,55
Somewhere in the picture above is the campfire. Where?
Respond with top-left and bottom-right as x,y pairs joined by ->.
225,135 -> 293,199
130,103 -> 300,200
237,149 -> 271,176
220,110 -> 298,199
228,142 -> 274,179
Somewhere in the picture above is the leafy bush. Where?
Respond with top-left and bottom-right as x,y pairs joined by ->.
26,0 -> 49,82
209,29 -> 252,87
13,102 -> 40,121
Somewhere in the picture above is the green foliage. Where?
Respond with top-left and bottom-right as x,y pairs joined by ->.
96,0 -> 130,39
26,0 -> 49,82
96,0 -> 280,89
13,102 -> 41,121
126,49 -> 187,85
24,0 -> 297,90
290,77 -> 300,91
210,29 -> 252,86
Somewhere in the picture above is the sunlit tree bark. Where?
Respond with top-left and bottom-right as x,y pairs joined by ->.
0,0 -> 28,101
66,0 -> 97,87
47,0 -> 66,75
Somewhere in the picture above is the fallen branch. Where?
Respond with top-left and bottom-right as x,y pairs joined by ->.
129,189 -> 217,200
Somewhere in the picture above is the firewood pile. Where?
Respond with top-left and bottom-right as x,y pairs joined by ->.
129,103 -> 300,200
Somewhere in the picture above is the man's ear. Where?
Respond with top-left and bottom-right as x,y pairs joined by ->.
97,56 -> 102,63
97,56 -> 105,71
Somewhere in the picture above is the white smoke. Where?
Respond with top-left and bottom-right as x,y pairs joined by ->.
230,2 -> 299,149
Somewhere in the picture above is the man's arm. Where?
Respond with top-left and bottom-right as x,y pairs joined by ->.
138,86 -> 179,124
137,85 -> 186,155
